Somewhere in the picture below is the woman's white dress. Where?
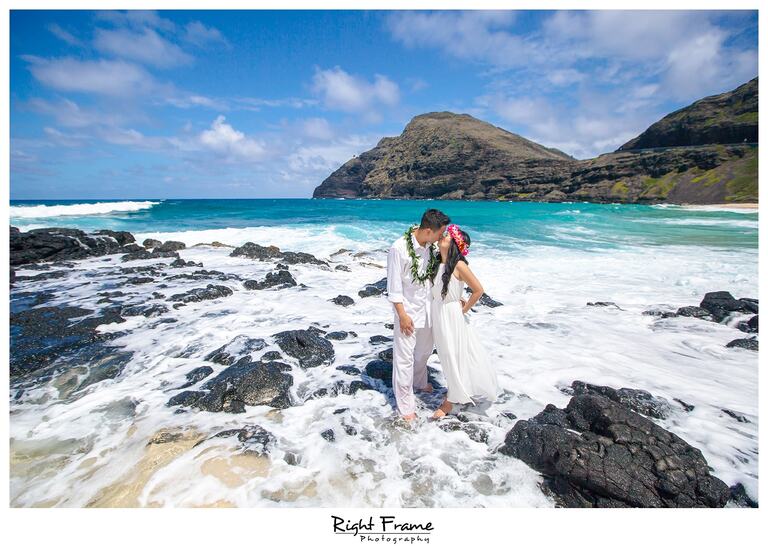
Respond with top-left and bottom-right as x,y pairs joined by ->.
430,263 -> 499,405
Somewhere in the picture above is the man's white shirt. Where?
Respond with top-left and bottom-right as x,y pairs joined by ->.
386,229 -> 434,329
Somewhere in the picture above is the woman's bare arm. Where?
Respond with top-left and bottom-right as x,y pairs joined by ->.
454,261 -> 484,313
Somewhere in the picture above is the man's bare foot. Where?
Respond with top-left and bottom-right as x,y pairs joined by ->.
431,399 -> 452,420
402,413 -> 417,421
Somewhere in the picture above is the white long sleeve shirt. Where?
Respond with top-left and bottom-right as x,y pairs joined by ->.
386,228 -> 434,328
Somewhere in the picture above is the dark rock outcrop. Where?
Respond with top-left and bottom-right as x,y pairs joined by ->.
726,337 -> 758,351
358,277 -> 388,298
500,394 -> 731,507
167,284 -> 233,304
243,269 -> 297,290
204,335 -> 267,365
167,357 -> 293,412
230,242 -> 327,266
566,380 -> 673,419
272,328 -> 335,368
10,226 -> 136,266
330,295 -> 355,306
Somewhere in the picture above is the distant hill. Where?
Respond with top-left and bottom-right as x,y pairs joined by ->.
618,78 -> 757,150
312,112 -> 575,200
313,78 -> 758,204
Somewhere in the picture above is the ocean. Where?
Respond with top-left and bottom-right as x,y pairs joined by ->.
9,198 -> 759,507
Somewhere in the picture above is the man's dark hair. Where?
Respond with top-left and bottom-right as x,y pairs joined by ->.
419,209 -> 450,230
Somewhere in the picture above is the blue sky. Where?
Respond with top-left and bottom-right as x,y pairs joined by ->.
10,9 -> 758,199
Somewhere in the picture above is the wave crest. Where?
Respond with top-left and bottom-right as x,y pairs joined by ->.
10,200 -> 161,219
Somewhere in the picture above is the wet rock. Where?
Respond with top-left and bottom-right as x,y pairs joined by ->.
674,398 -> 695,412
121,303 -> 169,318
325,331 -> 349,340
721,408 -> 750,423
230,242 -> 327,266
642,309 -> 678,319
675,306 -> 714,320
358,277 -> 387,298
11,226 -> 135,266
437,418 -> 490,444
737,315 -> 758,333
499,394 -> 731,508
728,483 -> 758,508
369,335 -> 392,345
726,337 -> 758,351
92,229 -> 136,246
126,276 -> 155,285
272,328 -> 335,368
203,424 -> 275,455
156,240 -> 186,252
168,284 -> 233,304
13,270 -> 69,282
178,366 -> 214,389
330,294 -> 354,306
385,323 -> 394,330
364,359 -> 392,385
204,335 -> 267,365
570,380 -> 673,419
168,358 -> 294,412
142,238 -> 162,248
320,429 -> 336,442
335,265 -> 351,272
737,298 -> 759,314
260,351 -> 282,361
699,291 -> 755,322
378,348 -> 393,362
243,269 -> 296,290
336,365 -> 361,376
463,287 -> 503,307
122,249 -> 180,262
587,301 -> 623,309
10,304 -> 126,379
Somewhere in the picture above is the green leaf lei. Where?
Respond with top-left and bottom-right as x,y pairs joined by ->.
404,225 -> 440,285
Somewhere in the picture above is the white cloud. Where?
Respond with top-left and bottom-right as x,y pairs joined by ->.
21,55 -> 163,96
311,66 -> 400,114
196,115 -> 267,162
301,117 -> 334,140
94,10 -> 176,32
94,27 -> 194,68
283,134 -> 381,184
47,23 -> 82,46
184,21 -> 230,48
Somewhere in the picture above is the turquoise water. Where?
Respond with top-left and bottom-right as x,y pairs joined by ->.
9,199 -> 759,250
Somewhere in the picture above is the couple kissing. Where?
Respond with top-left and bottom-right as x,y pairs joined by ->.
385,208 -> 500,423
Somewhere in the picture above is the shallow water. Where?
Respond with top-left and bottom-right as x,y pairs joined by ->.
9,199 -> 759,507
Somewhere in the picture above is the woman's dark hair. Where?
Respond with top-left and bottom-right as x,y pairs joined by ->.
434,228 -> 471,299
420,209 -> 450,231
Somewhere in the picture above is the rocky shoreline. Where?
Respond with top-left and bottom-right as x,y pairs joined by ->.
9,225 -> 759,508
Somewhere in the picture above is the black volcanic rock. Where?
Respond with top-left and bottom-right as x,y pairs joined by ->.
168,357 -> 293,412
230,242 -> 327,266
272,328 -> 335,368
618,78 -> 757,150
10,226 -> 136,266
500,394 -> 731,508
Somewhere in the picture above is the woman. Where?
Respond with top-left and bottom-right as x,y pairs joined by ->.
429,224 -> 499,419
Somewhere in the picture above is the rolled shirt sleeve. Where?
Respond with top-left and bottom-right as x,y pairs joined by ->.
386,244 -> 404,304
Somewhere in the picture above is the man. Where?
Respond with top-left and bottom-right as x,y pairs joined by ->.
386,208 -> 451,421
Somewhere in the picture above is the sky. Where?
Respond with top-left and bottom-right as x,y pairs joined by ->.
9,9 -> 758,199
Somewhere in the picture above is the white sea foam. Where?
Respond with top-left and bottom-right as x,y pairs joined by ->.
10,200 -> 161,219
9,232 -> 759,507
631,218 -> 759,229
